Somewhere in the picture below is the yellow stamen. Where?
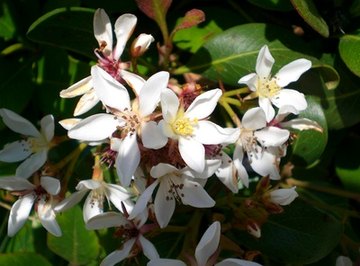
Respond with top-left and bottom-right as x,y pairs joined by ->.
257,77 -> 281,98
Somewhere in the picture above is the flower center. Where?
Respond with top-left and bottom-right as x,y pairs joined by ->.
171,115 -> 198,137
257,76 -> 281,98
27,137 -> 48,153
116,108 -> 141,139
240,128 -> 261,162
165,175 -> 185,203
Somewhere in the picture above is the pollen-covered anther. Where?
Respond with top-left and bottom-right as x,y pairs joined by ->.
258,76 -> 281,98
172,117 -> 198,136
166,180 -> 184,202
116,110 -> 141,139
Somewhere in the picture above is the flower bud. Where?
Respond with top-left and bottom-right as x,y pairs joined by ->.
131,33 -> 154,57
270,186 -> 298,205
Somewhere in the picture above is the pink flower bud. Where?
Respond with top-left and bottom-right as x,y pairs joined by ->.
131,33 -> 154,57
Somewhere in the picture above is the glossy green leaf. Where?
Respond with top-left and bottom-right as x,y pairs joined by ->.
47,205 -> 100,265
0,253 -> 51,266
0,0 -> 16,40
233,199 -> 343,264
27,7 -> 96,59
339,31 -> 360,77
335,135 -> 360,193
291,0 -> 329,37
247,0 -> 293,11
289,96 -> 328,166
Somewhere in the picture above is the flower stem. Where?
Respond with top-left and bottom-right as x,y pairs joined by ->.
223,87 -> 250,97
219,98 -> 241,127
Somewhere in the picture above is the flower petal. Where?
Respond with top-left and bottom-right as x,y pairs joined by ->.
16,150 -> 47,179
37,197 -> 62,237
58,118 -> 82,130
181,179 -> 215,208
0,176 -> 34,190
271,89 -> 307,112
148,259 -> 186,266
238,73 -> 257,92
139,71 -> 169,117
0,140 -> 32,162
195,221 -> 220,266
160,89 -> 179,122
276,58 -> 312,87
40,115 -> 54,142
256,45 -> 274,78
93,9 -> 113,56
258,97 -> 275,122
280,118 -> 323,132
113,13 -> 137,60
100,238 -> 136,266
215,153 -> 239,193
115,134 -> 140,186
76,179 -> 101,190
233,143 -> 249,187
60,76 -> 93,98
86,212 -> 129,230
0,108 -> 40,137
216,258 -> 262,266
150,163 -> 179,178
83,193 -> 103,222
121,70 -> 145,96
186,89 -> 222,120
242,107 -> 266,130
106,183 -> 131,211
41,176 -> 60,195
68,113 -> 118,141
54,189 -> 88,212
8,194 -> 35,237
139,235 -> 159,260
250,148 -> 281,180
194,121 -> 239,145
179,137 -> 205,173
141,121 -> 168,149
73,89 -> 100,116
91,65 -> 131,110
254,127 -> 289,147
154,180 -> 176,228
270,187 -> 298,205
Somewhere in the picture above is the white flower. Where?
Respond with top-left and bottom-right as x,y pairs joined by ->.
60,9 -> 142,116
55,179 -> 130,223
86,211 -> 159,265
129,163 -> 216,228
270,186 -> 298,205
67,67 -> 169,186
335,256 -> 353,266
0,109 -> 54,178
0,175 -> 62,237
148,221 -> 261,266
239,45 -> 311,122
157,88 -> 238,173
234,107 -> 289,182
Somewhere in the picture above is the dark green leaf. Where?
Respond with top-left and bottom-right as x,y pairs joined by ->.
27,7 -> 96,59
0,0 -> 16,40
0,253 -> 51,266
47,205 -> 100,265
291,0 -> 329,37
247,0 -> 293,11
339,31 -> 360,77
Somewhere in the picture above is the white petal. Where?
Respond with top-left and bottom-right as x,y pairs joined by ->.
254,127 -> 289,147
271,89 -> 307,112
280,118 -> 323,132
179,137 -> 205,173
37,198 -> 62,236
73,89 -> 100,116
335,256 -> 353,266
8,194 -> 35,236
121,70 -> 145,96
68,113 -> 118,141
186,89 -> 222,120
60,76 -> 93,98
150,163 -> 179,178
195,221 -> 220,266
40,115 -> 54,142
154,180 -> 176,228
139,235 -> 159,260
0,108 -> 40,137
86,212 -> 129,230
139,71 -> 169,117
41,176 -> 60,195
216,258 -> 262,266
194,121 -> 239,145
16,150 -> 47,178
238,73 -> 257,92
83,193 -> 103,222
58,118 -> 82,130
141,121 -> 168,149
160,89 -> 179,122
215,153 -> 239,193
128,180 -> 159,220
106,184 -> 131,211
91,66 -> 131,110
115,134 -> 140,186
258,97 -> 275,122
275,105 -> 299,122
93,9 -> 113,56
255,45 -> 274,78
181,179 -> 215,208
0,176 -> 34,190
0,140 -> 31,162
113,13 -> 137,60
233,143 -> 249,187
54,189 -> 88,212
250,149 -> 281,180
270,187 -> 298,205
276,58 -> 312,87
100,238 -> 136,266
242,107 -> 266,130
76,179 -> 101,190
148,259 -> 186,266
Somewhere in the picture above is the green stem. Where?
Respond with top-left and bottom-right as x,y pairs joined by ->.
219,99 -> 241,127
223,97 -> 242,107
223,87 -> 250,97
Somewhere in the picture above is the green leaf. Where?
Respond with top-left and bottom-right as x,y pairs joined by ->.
0,253 -> 51,266
339,31 -> 360,77
335,135 -> 360,193
247,0 -> 293,11
0,0 -> 16,40
232,199 -> 343,264
27,7 -> 96,59
47,205 -> 100,265
291,0 -> 329,37
289,96 -> 328,166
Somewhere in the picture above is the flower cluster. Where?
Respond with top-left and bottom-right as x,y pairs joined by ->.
0,8 -> 322,266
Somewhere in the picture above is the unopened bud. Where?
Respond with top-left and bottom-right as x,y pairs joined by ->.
246,221 -> 261,238
131,33 -> 154,57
